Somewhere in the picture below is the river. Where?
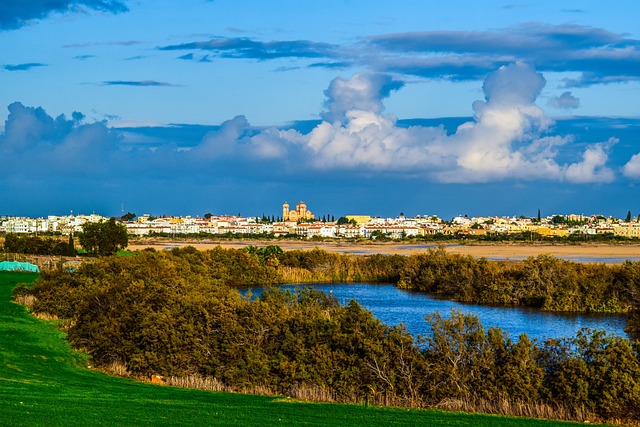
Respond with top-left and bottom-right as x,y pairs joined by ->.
245,283 -> 628,342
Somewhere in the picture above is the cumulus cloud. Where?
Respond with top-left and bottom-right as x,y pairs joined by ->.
0,102 -> 123,177
549,91 -> 580,109
623,153 -> 640,179
564,140 -> 616,183
321,73 -> 404,123
279,64 -> 615,184
433,63 -> 560,182
215,63 -> 613,184
0,1 -> 128,30
195,116 -> 252,159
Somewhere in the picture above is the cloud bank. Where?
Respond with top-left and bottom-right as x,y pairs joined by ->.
271,63 -> 615,184
159,23 -> 640,88
1,63 -> 635,189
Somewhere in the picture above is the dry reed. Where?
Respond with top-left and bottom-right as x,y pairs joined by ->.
102,361 -> 131,377
89,367 -> 640,426
13,294 -> 35,308
435,396 -> 594,423
33,311 -> 59,321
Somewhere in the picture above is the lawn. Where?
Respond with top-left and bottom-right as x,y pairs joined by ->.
0,271 -> 593,426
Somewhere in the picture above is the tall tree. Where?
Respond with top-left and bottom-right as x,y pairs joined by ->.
626,210 -> 632,222
120,212 -> 136,222
79,218 -> 128,256
67,233 -> 76,257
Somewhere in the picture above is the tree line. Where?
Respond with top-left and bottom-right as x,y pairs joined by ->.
14,246 -> 640,424
2,219 -> 128,257
3,233 -> 75,257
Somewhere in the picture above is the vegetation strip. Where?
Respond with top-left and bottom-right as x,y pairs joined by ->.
1,271 -> 585,426
11,246 -> 640,424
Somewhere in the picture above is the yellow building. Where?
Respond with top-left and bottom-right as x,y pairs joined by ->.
345,215 -> 372,225
535,227 -> 570,237
614,225 -> 640,238
283,201 -> 314,222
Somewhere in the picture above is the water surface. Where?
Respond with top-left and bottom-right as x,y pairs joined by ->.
246,283 -> 628,342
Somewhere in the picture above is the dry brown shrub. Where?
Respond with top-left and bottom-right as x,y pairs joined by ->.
33,312 -> 59,321
243,384 -> 275,397
166,375 -> 227,392
279,266 -> 331,283
435,397 -> 595,424
13,294 -> 35,308
102,361 -> 131,377
288,385 -> 336,403
57,318 -> 76,331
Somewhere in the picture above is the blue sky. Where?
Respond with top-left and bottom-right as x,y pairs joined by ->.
1,0 -> 639,219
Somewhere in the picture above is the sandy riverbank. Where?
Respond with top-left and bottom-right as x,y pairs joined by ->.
127,239 -> 640,262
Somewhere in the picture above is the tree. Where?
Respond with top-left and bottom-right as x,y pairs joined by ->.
626,210 -> 632,223
335,216 -> 357,226
67,233 -> 76,257
204,213 -> 212,220
537,208 -> 541,222
120,212 -> 136,222
79,218 -> 128,256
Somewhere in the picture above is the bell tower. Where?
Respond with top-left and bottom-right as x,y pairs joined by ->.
282,202 -> 290,221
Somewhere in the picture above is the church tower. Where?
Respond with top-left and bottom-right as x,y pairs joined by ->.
297,202 -> 307,220
282,202 -> 290,221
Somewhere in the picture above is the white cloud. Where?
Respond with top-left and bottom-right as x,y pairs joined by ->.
0,63 -> 621,187
564,140 -> 616,183
196,115 -> 250,158
303,110 -> 446,170
549,91 -> 580,109
623,153 -> 640,179
321,73 -> 404,123
281,62 -> 608,184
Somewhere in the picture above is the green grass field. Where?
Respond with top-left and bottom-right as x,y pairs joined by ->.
0,271 -> 593,426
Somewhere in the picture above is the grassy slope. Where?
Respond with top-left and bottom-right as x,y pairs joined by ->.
0,272 -> 591,427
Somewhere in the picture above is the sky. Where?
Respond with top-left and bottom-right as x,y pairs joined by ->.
1,0 -> 639,220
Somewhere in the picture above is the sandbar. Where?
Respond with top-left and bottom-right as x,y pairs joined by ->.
128,239 -> 640,263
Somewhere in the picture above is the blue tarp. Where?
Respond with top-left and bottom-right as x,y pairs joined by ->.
0,261 -> 40,273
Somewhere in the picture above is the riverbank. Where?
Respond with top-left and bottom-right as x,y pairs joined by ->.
128,239 -> 640,262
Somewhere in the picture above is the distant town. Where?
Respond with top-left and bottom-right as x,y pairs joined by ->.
2,201 -> 640,240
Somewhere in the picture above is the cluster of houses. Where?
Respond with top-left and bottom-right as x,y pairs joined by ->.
2,206 -> 640,240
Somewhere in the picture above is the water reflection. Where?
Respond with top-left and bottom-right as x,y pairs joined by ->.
246,283 -> 628,342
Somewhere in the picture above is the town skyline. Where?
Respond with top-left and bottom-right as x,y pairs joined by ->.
3,201 -> 640,241
2,203 -> 639,225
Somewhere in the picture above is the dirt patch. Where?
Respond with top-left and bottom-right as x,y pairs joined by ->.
127,239 -> 640,262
